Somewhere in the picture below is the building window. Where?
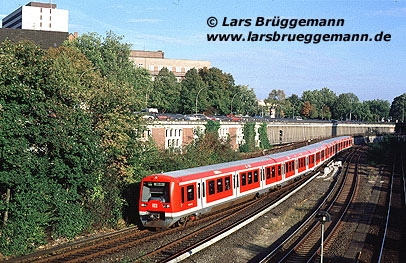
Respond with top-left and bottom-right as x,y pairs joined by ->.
176,66 -> 181,72
40,8 -> 42,13
185,67 -> 190,72
40,15 -> 42,20
49,23 -> 51,28
40,22 -> 42,27
167,66 -> 172,71
149,65 -> 154,71
158,65 -> 163,71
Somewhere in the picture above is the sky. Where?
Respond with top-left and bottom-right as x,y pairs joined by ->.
1,0 -> 405,103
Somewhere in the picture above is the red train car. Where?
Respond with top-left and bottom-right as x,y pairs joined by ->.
139,136 -> 353,228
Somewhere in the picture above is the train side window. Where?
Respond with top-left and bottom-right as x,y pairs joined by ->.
187,185 -> 194,201
272,166 -> 275,178
248,172 -> 253,184
254,170 -> 258,183
266,167 -> 271,179
241,173 -> 246,186
285,163 -> 288,174
208,180 -> 215,195
217,178 -> 223,193
198,183 -> 201,199
278,165 -> 281,176
203,182 -> 205,197
181,187 -> 185,203
225,176 -> 231,191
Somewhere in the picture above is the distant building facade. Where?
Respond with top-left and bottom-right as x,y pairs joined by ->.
0,28 -> 68,49
129,50 -> 211,81
2,2 -> 68,32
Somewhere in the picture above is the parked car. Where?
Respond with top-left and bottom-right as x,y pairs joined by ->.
227,115 -> 243,121
141,108 -> 159,113
185,114 -> 209,121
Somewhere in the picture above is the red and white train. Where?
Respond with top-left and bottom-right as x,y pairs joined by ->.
139,136 -> 353,228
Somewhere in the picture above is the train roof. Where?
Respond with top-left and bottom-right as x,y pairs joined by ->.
155,136 -> 352,179
161,155 -> 271,178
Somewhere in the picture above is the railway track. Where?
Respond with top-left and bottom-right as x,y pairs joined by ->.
377,154 -> 405,262
8,165 -> 321,263
135,169 -> 323,263
259,147 -> 362,263
7,141 -> 351,263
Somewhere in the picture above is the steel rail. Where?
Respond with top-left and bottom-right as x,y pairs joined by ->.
308,153 -> 361,262
378,155 -> 396,263
270,148 -> 359,263
258,149 -> 355,263
138,170 -> 321,263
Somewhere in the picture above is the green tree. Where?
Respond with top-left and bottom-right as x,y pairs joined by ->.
333,93 -> 359,120
64,32 -> 155,224
0,41 -> 103,256
265,89 -> 287,118
150,68 -> 181,113
321,105 -> 332,120
285,94 -> 303,118
231,85 -> 258,116
301,88 -> 336,119
259,122 -> 271,149
205,120 -> 221,134
364,99 -> 390,122
389,93 -> 406,122
180,68 -> 206,114
199,67 -> 235,115
239,122 -> 256,152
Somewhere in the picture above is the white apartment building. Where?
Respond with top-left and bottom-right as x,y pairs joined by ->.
2,2 -> 68,32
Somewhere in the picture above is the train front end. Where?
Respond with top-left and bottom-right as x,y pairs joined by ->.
139,175 -> 175,228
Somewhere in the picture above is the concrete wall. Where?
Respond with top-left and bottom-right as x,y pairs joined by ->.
146,120 -> 395,150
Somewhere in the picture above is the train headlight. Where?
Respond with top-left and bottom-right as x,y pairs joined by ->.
163,204 -> 170,208
141,203 -> 147,207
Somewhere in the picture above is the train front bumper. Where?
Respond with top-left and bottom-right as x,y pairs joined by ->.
139,211 -> 176,228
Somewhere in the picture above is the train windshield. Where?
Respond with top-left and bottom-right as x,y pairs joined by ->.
141,181 -> 170,203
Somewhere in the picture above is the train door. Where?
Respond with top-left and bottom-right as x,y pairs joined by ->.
260,167 -> 265,189
198,179 -> 204,209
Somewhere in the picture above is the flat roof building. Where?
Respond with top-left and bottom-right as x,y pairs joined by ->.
2,2 -> 68,32
130,50 -> 211,81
